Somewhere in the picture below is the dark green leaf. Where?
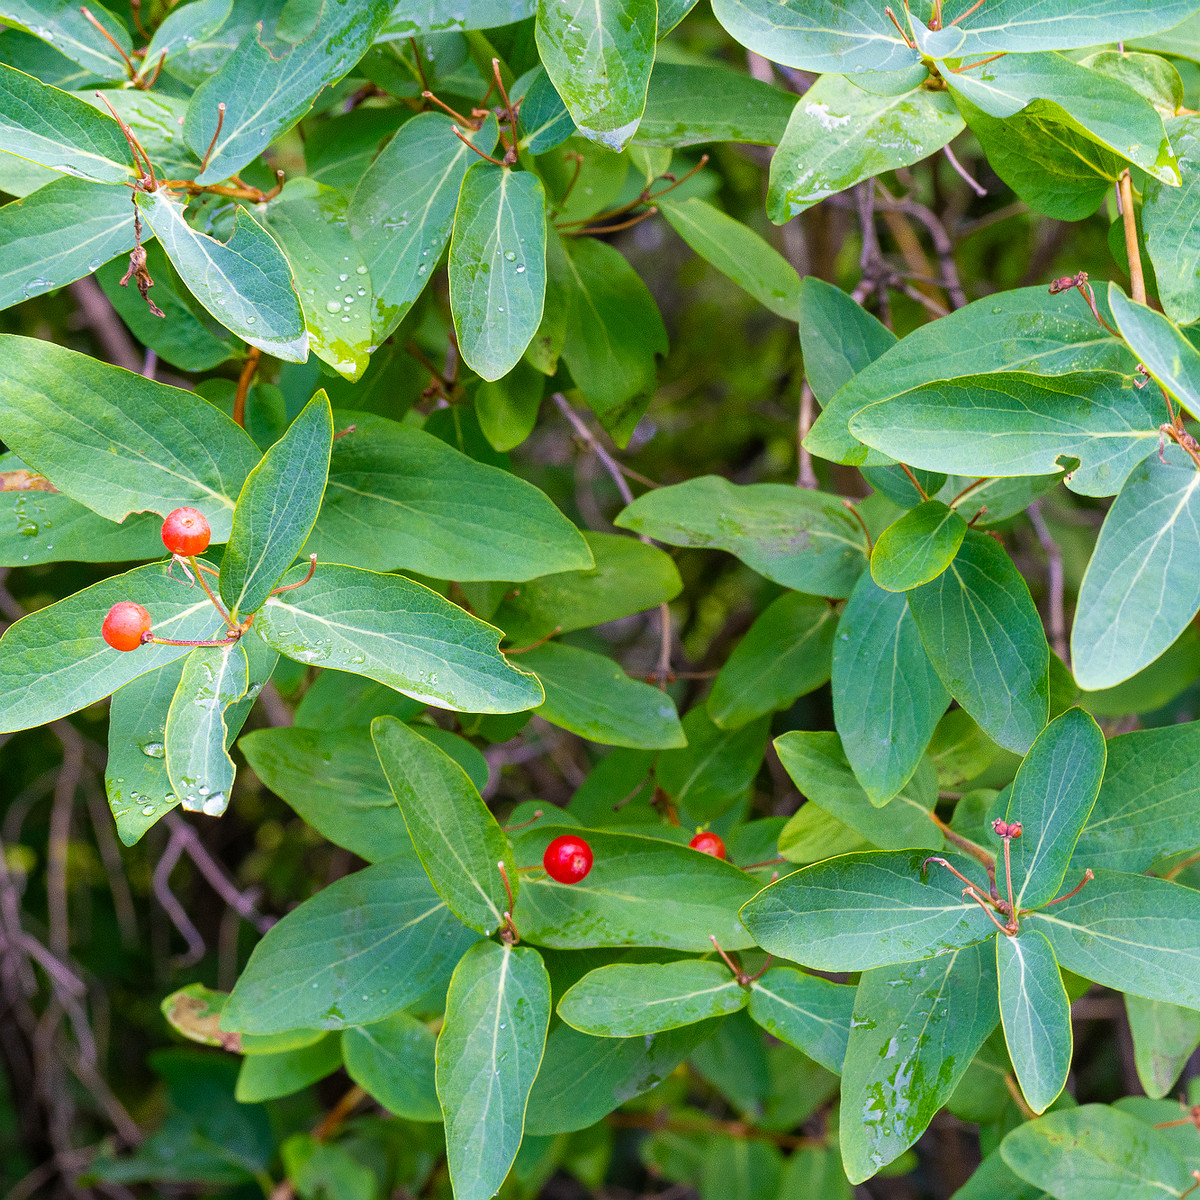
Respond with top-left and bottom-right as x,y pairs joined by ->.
746,966 -> 853,1074
372,714 -> 514,935
908,531 -> 1050,754
234,1035 -> 342,1104
616,476 -> 868,598
871,501 -> 966,593
739,850 -> 998,972
657,707 -> 770,821
708,591 -> 836,729
143,0 -> 232,77
436,941 -> 550,1200
513,826 -> 759,951
475,359 -> 545,451
1126,995 -> 1200,1100
700,1137 -> 781,1200
221,857 -> 479,1033
342,1012 -> 440,1121
798,275 -> 896,405
253,562 -> 544,714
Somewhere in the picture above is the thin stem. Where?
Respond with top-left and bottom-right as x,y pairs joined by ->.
503,810 -> 544,833
94,91 -> 155,185
1165,849 -> 1200,881
744,954 -> 774,984
1036,868 -> 1094,910
1003,837 -> 1016,919
554,151 -> 584,212
950,52 -> 1006,72
563,207 -> 659,237
798,381 -> 818,488
552,392 -> 636,505
709,935 -> 745,983
841,499 -> 873,555
948,476 -> 989,508
80,6 -> 136,78
232,346 -> 260,429
884,5 -> 916,46
943,144 -> 987,196
949,0 -> 988,24
1179,1171 -> 1200,1200
1003,1073 -> 1037,1120
496,861 -> 519,944
269,555 -> 318,596
965,888 -> 1013,934
504,626 -> 562,655
408,37 -> 429,92
144,633 -> 240,648
556,155 -> 708,230
740,856 -> 788,872
923,856 -> 998,910
200,103 -> 225,174
187,556 -> 236,628
1119,170 -> 1146,304
655,602 -> 672,689
898,462 -> 930,501
138,49 -> 166,89
452,125 -> 505,167
491,57 -> 520,160
422,91 -> 474,127
929,813 -> 997,877
1027,501 -> 1067,662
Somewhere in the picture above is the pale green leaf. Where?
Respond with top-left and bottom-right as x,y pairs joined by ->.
746,966 -> 853,1074
1108,281 -> 1200,421
1145,116 -> 1200,325
1126,995 -> 1200,1100
342,1012 -> 439,1122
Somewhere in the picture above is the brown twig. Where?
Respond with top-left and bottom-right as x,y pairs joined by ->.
268,555 -> 318,597
1118,170 -> 1146,304
232,347 -> 260,429
80,7 -> 135,78
1026,501 -> 1067,662
797,381 -> 819,488
199,103 -> 225,174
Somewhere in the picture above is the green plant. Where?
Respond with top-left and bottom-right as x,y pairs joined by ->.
3,1 -> 1200,1198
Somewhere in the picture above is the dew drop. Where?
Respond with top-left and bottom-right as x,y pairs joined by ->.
326,300 -> 343,313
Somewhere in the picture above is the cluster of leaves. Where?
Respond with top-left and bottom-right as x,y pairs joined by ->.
5,0 -> 1200,1198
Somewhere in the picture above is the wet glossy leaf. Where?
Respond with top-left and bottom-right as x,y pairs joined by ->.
449,164 -> 547,381
708,592 -> 837,730
871,501 -> 966,593
513,826 -> 758,951
997,929 -> 1071,1114
0,336 -> 257,536
908,531 -> 1050,754
142,0 -> 232,77
558,960 -> 747,1036
617,476 -> 868,598
1003,707 -> 1106,908
739,850 -> 998,973
637,62 -> 794,146
839,945 -> 999,1183
372,715 -> 514,935
221,857 -> 480,1034
768,74 -> 963,221
253,562 -> 544,714
535,0 -> 656,150
0,0 -> 132,79
519,641 -> 685,749
657,707 -> 770,821
380,0 -> 535,36
436,941 -> 550,1200
342,1012 -> 439,1121
746,966 -> 853,1074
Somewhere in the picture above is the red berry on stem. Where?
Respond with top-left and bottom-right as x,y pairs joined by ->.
102,602 -> 152,651
689,831 -> 726,859
543,834 -> 593,884
161,507 -> 211,556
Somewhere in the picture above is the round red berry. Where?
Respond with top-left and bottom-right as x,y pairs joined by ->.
543,834 -> 593,884
161,507 -> 211,556
689,831 -> 726,859
102,602 -> 152,652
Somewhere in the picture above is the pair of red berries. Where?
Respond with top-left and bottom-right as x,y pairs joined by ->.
101,508 -> 212,651
541,829 -> 726,884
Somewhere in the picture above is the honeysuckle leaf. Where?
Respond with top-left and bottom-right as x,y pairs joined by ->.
1125,995 -> 1200,1100
1108,282 -> 1200,422
1144,116 -> 1200,325
746,966 -> 854,1074
871,501 -> 967,593
0,0 -> 132,79
637,62 -> 794,146
342,1012 -> 439,1123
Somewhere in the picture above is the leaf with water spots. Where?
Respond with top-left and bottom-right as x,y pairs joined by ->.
0,0 -> 133,80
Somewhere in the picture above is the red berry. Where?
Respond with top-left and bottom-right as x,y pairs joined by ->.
689,831 -> 726,859
543,834 -> 593,884
161,507 -> 211,556
102,602 -> 152,652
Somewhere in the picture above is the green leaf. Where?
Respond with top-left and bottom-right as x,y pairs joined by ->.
656,707 -> 770,821
535,0 -> 656,150
493,530 -> 681,644
142,0 -> 232,78
616,476 -> 868,598
220,391 -> 331,618
163,640 -> 248,818
746,966 -> 853,1074
234,1035 -> 342,1104
449,164 -> 547,381
137,194 -> 307,362
710,0 -> 919,73
871,501 -> 966,593
0,335 -> 257,537
1108,282 -> 1200,422
777,803 -> 868,864
436,941 -> 550,1200
183,1 -> 393,183
839,945 -> 999,1184
310,411 -> 591,580
907,531 -> 1050,754
342,1012 -> 440,1122
350,113 -> 498,344
79,89 -> 197,179
700,1138 -> 781,1200
1028,871 -> 1200,1010
1003,707 -> 1106,908
525,1019 -> 717,1134
708,591 -> 836,730
476,360 -> 544,451
637,62 -> 795,147
1071,448 -> 1200,690
851,371 -> 1163,498
380,0 -> 535,35
558,960 -> 747,1036
832,573 -> 949,804
519,641 -> 684,749
774,731 -> 942,850
0,176 -> 136,312
558,235 -> 667,446
996,929 -> 1071,1115
513,826 -> 759,951
944,52 -> 1178,184
0,561 -> 247,733
808,284 -> 1134,466
0,1 -> 132,80
1076,721 -> 1200,872
372,715 -> 514,935
1001,1105 -> 1196,1200
739,850 -> 998,973
0,62 -> 132,182
221,857 -> 479,1034
261,180 -> 372,380
238,726 -> 410,863
253,562 -> 544,714
1145,116 -> 1200,324
660,198 -> 800,318
767,74 -> 963,221
1126,995 -> 1200,1100
797,275 -> 896,405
